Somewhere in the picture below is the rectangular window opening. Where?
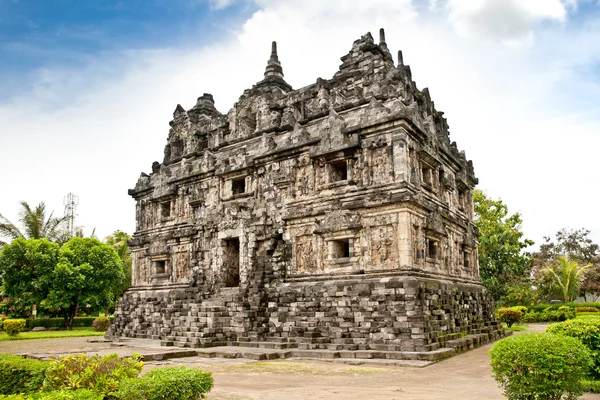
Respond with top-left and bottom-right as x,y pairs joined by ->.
154,260 -> 166,274
427,239 -> 438,259
161,202 -> 171,218
422,166 -> 432,186
232,177 -> 246,195
329,160 -> 348,182
331,238 -> 351,259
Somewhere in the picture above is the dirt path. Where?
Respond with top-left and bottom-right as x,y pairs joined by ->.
1,327 -> 598,400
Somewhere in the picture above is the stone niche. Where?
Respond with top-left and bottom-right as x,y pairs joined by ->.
109,29 -> 504,354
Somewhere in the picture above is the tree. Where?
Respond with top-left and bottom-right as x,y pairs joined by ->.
104,230 -> 132,306
0,201 -> 69,246
541,256 -> 592,302
41,237 -> 125,330
473,190 -> 534,301
0,238 -> 60,317
531,228 -> 600,301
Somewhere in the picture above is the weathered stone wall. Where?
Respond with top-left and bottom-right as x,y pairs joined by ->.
109,29 -> 503,353
110,274 -> 502,351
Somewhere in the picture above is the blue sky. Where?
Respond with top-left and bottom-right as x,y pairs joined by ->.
0,0 -> 255,98
0,0 -> 599,246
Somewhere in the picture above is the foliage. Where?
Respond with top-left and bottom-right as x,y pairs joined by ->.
498,309 -> 522,327
0,354 -> 49,395
0,328 -> 104,342
0,202 -> 69,246
547,318 -> 600,379
116,367 -> 214,400
0,389 -> 102,400
502,323 -> 528,332
2,320 -> 26,337
576,307 -> 599,313
92,317 -> 110,332
0,239 -> 60,317
542,256 -> 592,302
509,306 -> 528,314
500,282 -> 539,308
104,231 -> 132,307
489,333 -> 593,400
581,380 -> 600,394
531,228 -> 600,301
473,190 -> 534,301
42,353 -> 143,396
41,237 -> 124,330
521,308 -> 576,323
24,317 -> 114,330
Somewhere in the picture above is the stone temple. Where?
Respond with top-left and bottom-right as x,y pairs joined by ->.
109,29 -> 504,356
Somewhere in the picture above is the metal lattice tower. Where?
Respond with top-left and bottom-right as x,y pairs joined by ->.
63,193 -> 79,237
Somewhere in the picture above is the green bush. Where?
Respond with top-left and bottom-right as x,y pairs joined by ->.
42,353 -> 143,396
490,333 -> 592,400
116,367 -> 213,400
510,306 -> 528,314
0,354 -> 49,395
581,380 -> 600,394
92,316 -> 110,332
498,308 -> 522,327
25,317 -> 114,330
0,389 -> 102,399
2,320 -> 26,337
547,318 -> 600,379
520,308 -> 576,323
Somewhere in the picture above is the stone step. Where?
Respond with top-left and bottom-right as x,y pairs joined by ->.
231,341 -> 298,350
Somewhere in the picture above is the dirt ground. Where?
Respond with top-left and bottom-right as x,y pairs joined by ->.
1,325 -> 598,400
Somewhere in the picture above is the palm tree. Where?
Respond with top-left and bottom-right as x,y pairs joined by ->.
542,256 -> 592,302
0,201 -> 69,246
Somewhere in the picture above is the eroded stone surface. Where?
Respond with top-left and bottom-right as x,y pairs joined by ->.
109,30 -> 503,353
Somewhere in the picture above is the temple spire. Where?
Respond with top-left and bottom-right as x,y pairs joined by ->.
264,41 -> 284,79
378,28 -> 393,63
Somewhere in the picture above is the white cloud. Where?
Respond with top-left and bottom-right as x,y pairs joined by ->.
446,0 -> 572,45
209,0 -> 236,10
0,0 -> 598,247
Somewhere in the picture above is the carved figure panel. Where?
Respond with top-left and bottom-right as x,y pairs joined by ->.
294,235 -> 315,273
369,225 -> 396,269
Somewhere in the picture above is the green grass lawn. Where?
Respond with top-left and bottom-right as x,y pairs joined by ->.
0,327 -> 105,341
576,312 -> 600,319
502,323 -> 529,332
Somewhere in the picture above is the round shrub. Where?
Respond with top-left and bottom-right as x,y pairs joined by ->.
2,320 -> 26,337
521,312 -> 541,323
0,354 -> 49,395
117,367 -> 213,400
490,333 -> 592,400
547,318 -> 600,379
510,306 -> 528,314
92,316 -> 110,332
498,308 -> 522,327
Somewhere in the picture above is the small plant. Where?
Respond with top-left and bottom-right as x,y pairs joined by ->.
92,316 -> 110,332
498,308 -> 522,327
0,389 -> 102,399
547,318 -> 600,379
42,353 -> 143,396
2,320 -> 26,337
0,354 -> 49,395
116,367 -> 214,400
509,306 -> 528,314
490,333 -> 592,400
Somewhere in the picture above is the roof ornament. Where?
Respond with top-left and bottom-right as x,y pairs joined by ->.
264,41 -> 284,79
378,28 -> 393,63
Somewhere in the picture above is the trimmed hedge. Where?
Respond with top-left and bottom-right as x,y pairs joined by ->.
116,367 -> 214,400
20,317 -> 114,330
490,333 -> 593,400
521,308 -> 576,323
529,302 -> 600,313
498,309 -> 522,327
548,318 -> 600,379
576,307 -> 599,313
582,380 -> 600,394
0,354 -> 49,395
0,389 -> 102,399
